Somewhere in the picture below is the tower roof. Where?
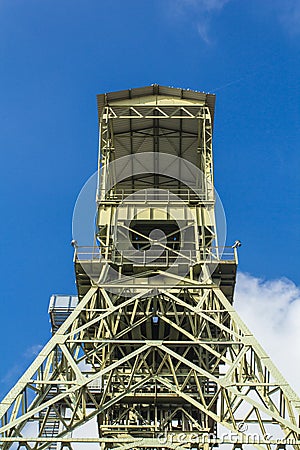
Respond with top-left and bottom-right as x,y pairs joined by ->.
96,84 -> 215,124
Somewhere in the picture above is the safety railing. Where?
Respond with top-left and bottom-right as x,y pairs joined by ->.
74,245 -> 238,265
97,188 -> 214,204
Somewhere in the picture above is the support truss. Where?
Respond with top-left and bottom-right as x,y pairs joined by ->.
1,283 -> 300,449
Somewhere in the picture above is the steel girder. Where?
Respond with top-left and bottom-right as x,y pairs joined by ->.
1,283 -> 300,449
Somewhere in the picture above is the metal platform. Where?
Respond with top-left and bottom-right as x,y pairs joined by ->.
49,295 -> 78,333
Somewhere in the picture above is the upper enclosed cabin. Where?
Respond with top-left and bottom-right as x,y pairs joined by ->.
96,85 -> 216,202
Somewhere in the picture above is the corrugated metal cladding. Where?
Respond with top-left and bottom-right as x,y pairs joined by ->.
96,84 -> 216,124
113,122 -> 201,167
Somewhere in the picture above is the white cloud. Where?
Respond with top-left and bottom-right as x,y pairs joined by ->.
170,1 -> 300,43
235,272 -> 300,393
0,344 -> 43,392
197,21 -> 211,44
176,0 -> 230,12
250,0 -> 300,37
279,0 -> 300,35
171,0 -> 232,43
23,344 -> 43,358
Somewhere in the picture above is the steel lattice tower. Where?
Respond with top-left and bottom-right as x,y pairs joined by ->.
1,85 -> 300,450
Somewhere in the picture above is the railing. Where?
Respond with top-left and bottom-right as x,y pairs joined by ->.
97,188 -> 214,204
48,295 -> 78,333
74,245 -> 238,265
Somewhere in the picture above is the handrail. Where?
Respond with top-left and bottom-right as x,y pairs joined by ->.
74,245 -> 238,265
97,188 -> 214,203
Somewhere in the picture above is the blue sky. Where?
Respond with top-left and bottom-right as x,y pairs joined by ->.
1,0 -> 300,398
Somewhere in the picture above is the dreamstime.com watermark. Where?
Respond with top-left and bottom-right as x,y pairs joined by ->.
157,424 -> 298,446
